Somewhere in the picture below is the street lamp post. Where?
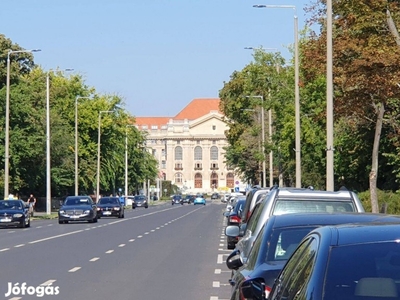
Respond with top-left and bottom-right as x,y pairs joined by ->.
125,125 -> 135,199
5,49 -> 41,199
246,95 -> 266,188
326,0 -> 334,191
46,69 -> 73,215
253,4 -> 301,187
96,110 -> 114,202
75,96 -> 92,196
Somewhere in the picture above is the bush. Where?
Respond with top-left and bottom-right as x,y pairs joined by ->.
358,190 -> 400,214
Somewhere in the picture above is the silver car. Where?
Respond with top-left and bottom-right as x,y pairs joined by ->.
225,186 -> 365,264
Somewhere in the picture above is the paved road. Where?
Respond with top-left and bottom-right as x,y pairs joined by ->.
0,200 -> 233,300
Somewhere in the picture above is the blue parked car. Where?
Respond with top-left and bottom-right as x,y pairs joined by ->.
193,197 -> 206,205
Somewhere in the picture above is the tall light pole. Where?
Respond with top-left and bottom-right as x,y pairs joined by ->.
46,69 -> 73,215
5,49 -> 41,199
245,47 -> 277,187
125,125 -> 135,199
253,4 -> 301,187
75,96 -> 92,196
246,95 -> 266,188
96,110 -> 114,202
326,0 -> 334,191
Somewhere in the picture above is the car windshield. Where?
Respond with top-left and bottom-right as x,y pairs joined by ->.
0,200 -> 23,210
99,198 -> 119,204
135,196 -> 145,201
65,197 -> 91,205
323,242 -> 400,300
273,199 -> 355,215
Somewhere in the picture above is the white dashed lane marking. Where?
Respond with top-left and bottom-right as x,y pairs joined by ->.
68,267 -> 81,273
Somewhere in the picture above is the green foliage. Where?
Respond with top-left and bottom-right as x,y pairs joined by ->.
358,189 -> 400,214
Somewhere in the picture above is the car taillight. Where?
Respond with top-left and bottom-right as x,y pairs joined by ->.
229,216 -> 241,223
264,285 -> 271,298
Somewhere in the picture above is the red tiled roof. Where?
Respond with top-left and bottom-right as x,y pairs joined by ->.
174,98 -> 221,120
134,98 -> 221,127
134,117 -> 170,126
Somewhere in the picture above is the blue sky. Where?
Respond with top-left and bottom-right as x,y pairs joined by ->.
2,0 -> 313,117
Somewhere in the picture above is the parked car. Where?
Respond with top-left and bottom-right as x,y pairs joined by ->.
226,186 -> 365,265
241,188 -> 271,224
225,199 -> 246,249
193,196 -> 206,205
264,222 -> 400,300
0,199 -> 30,228
124,196 -> 135,207
227,213 -> 400,300
58,196 -> 98,224
172,195 -> 183,205
97,196 -> 124,218
132,195 -> 148,209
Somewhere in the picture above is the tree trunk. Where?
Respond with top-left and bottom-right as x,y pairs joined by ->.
369,102 -> 385,213
386,9 -> 400,46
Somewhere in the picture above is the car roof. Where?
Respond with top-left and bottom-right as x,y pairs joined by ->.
267,212 -> 400,228
313,222 -> 400,246
273,187 -> 356,200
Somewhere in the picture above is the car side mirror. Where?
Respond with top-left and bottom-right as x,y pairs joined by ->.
241,279 -> 265,300
239,223 -> 247,237
226,249 -> 243,270
225,225 -> 240,237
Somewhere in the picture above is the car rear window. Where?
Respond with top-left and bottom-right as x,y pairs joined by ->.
273,199 -> 355,215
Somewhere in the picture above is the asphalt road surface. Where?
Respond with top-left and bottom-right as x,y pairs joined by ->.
0,200 -> 234,300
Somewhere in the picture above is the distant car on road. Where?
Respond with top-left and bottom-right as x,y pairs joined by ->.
97,196 -> 124,218
132,195 -> 148,209
193,196 -> 206,205
172,195 -> 183,205
182,194 -> 195,204
0,199 -> 30,228
211,192 -> 220,200
58,195 -> 98,224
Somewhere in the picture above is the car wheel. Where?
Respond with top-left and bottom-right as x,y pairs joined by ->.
122,213 -> 125,218
58,220 -> 63,224
19,220 -> 25,228
145,205 -> 148,209
26,219 -> 30,228
93,216 -> 98,223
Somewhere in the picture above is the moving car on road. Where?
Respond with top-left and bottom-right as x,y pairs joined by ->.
58,195 -> 98,224
172,195 -> 183,205
0,199 -> 30,228
97,196 -> 124,218
193,196 -> 206,205
132,195 -> 148,209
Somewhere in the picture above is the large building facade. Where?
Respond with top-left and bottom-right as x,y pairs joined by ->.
134,98 -> 241,194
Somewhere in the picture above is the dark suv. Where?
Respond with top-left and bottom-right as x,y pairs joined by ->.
211,193 -> 220,200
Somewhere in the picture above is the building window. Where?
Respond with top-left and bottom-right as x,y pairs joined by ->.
213,141 -> 216,144
162,149 -> 165,157
194,146 -> 202,160
152,149 -> 156,156
151,125 -> 158,130
211,172 -> 218,189
212,125 -> 216,130
194,163 -> 202,170
161,160 -> 166,169
175,146 -> 183,160
142,125 -> 148,130
177,140 -> 180,144
174,163 -> 183,170
197,140 -> 200,144
227,173 -> 234,188
210,146 -> 218,160
175,173 -> 183,183
211,163 -> 219,170
195,173 -> 202,188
